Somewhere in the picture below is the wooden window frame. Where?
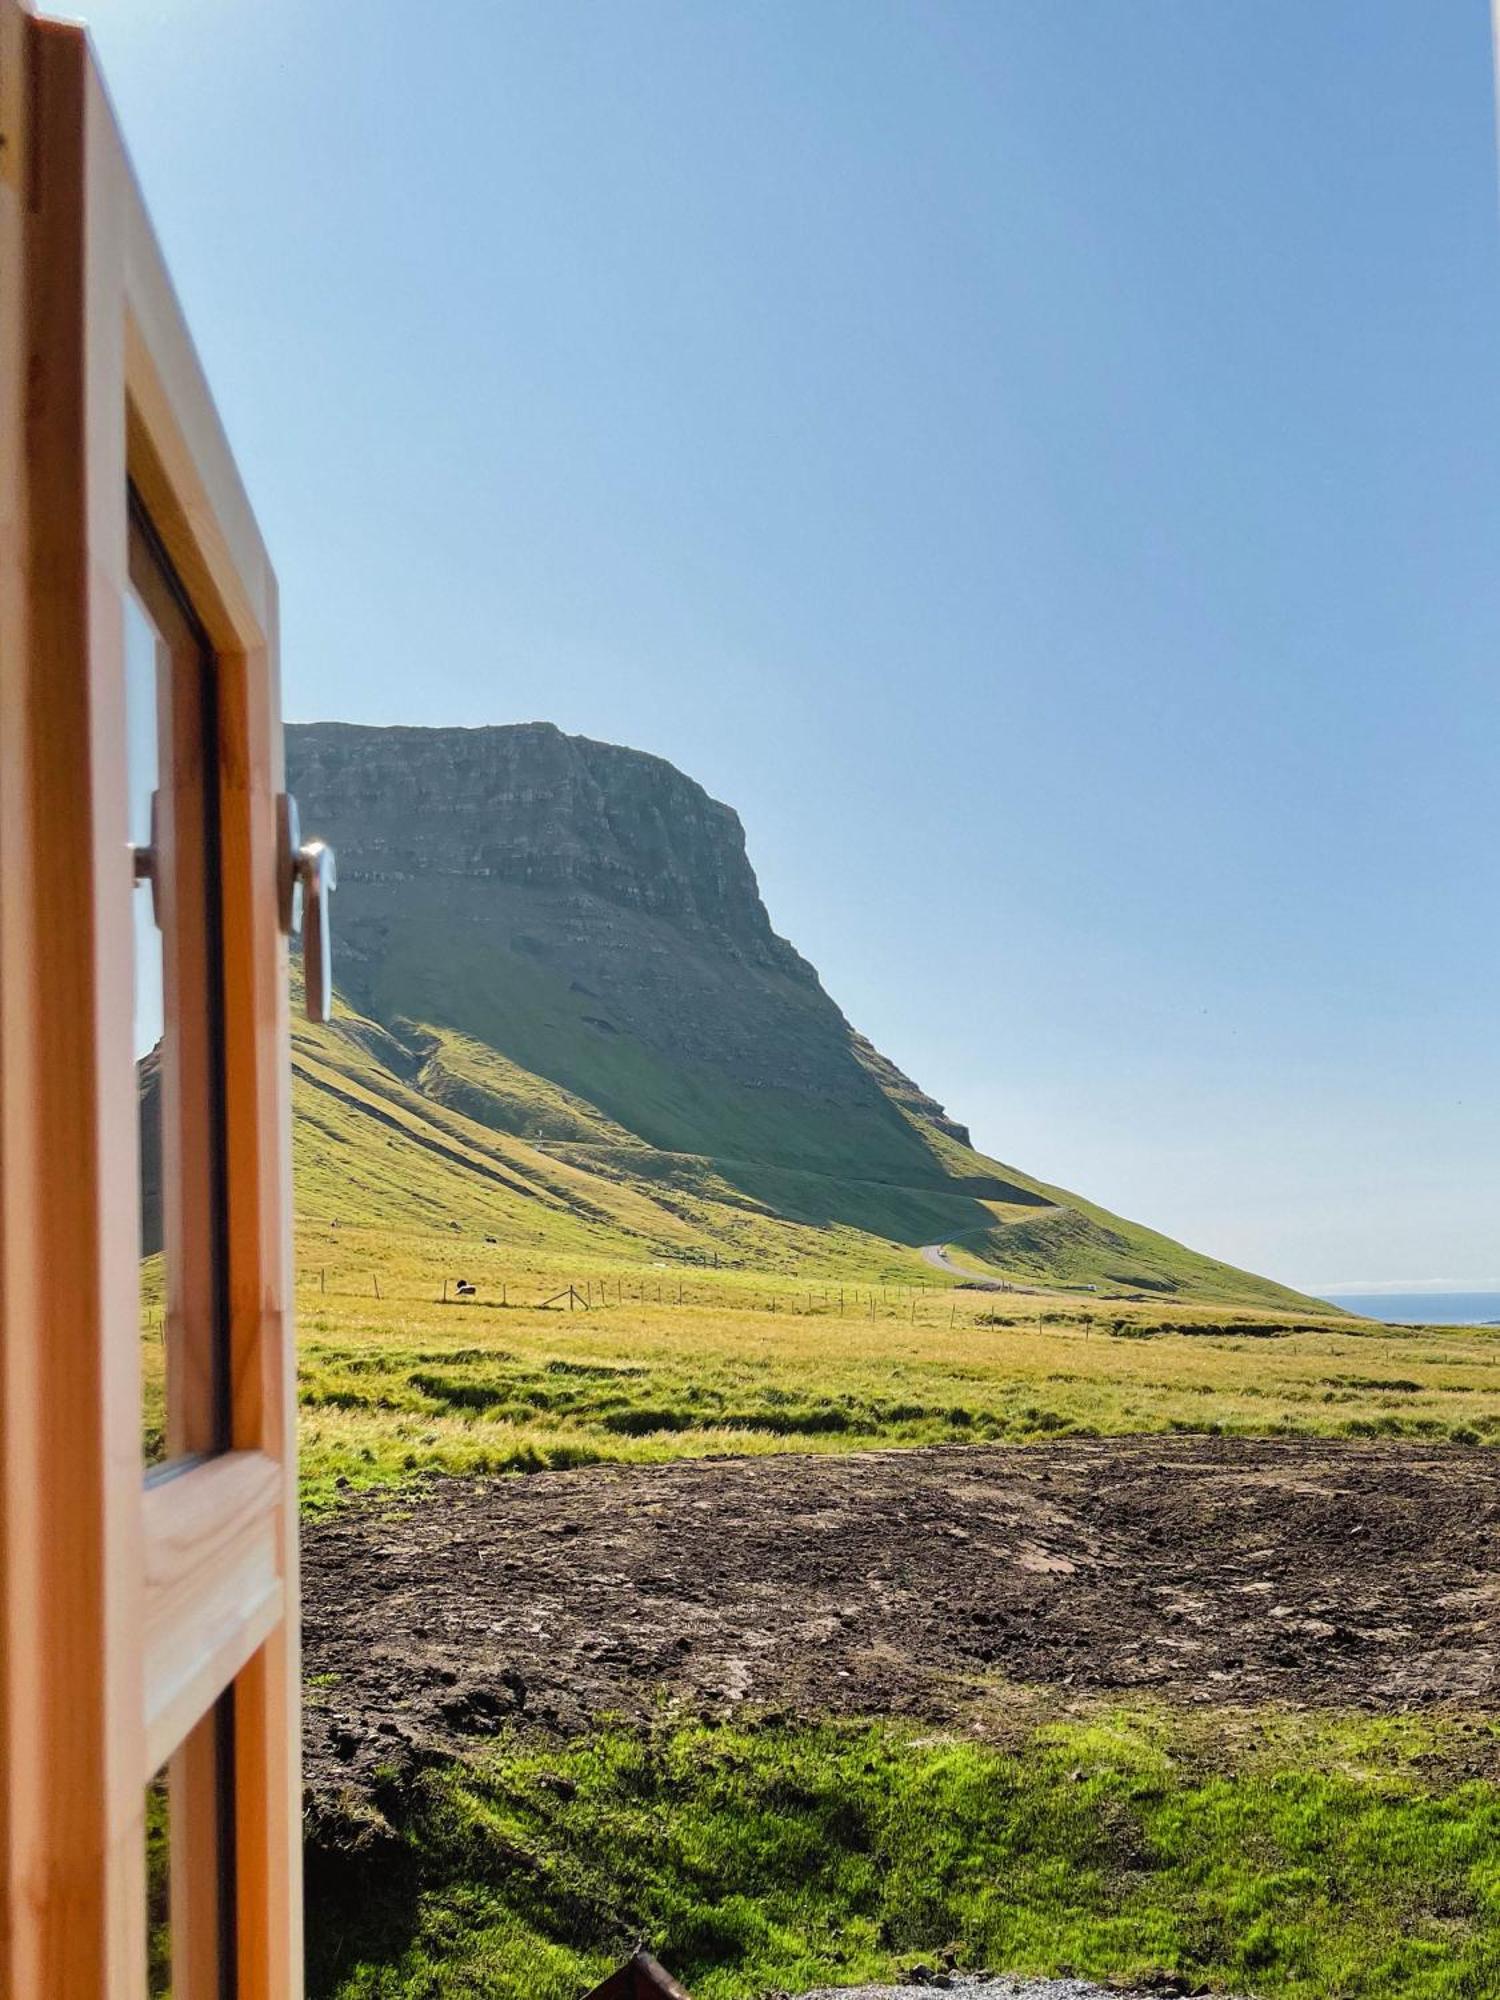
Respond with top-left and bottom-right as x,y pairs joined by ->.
1,5 -> 301,1995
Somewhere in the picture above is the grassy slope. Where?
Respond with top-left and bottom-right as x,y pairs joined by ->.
309,1702 -> 1500,2000
280,997 -> 1378,1515
290,985 -> 1317,1312
291,997 -> 942,1277
352,907 -> 934,1187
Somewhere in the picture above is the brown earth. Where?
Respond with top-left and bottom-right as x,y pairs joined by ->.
302,1436 -> 1500,1803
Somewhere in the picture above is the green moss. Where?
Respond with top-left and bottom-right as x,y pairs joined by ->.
308,1707 -> 1500,2000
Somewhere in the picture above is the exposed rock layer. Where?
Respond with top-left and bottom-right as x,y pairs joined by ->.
285,722 -> 973,1171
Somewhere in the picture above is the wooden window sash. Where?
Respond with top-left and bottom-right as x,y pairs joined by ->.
0,7 -> 301,1996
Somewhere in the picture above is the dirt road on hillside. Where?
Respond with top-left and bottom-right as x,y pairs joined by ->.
303,1436 -> 1500,1803
919,1242 -> 1006,1286
918,1233 -> 1069,1289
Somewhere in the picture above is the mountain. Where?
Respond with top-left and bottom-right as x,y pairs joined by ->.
278,720 -> 1315,1308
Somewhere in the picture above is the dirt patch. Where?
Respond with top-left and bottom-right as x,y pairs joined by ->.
302,1436 -> 1500,1803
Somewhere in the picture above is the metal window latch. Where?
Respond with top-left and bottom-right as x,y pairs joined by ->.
131,791 -> 161,927
277,793 -> 337,1023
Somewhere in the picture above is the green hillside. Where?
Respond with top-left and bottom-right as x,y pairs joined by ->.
283,721 -> 1319,1311
291,983 -> 1315,1310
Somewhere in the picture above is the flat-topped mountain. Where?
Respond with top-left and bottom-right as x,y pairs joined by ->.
285,721 -> 971,1177
286,721 -> 804,968
280,720 -> 1314,1308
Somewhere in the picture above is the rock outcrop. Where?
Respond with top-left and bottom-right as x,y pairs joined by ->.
284,722 -> 973,1182
286,721 -> 810,977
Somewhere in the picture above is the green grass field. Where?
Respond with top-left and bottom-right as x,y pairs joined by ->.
141,1225 -> 1500,1511
309,1699 -> 1500,2000
275,1243 -> 1500,1998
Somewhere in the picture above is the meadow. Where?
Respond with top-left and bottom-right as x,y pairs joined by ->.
142,1223 -> 1500,1510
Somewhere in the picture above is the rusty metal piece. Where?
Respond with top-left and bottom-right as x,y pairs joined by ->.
579,1950 -> 693,2000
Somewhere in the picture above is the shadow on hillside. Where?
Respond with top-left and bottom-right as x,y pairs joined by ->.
311,878 -> 1059,1253
706,1147 -> 1049,1247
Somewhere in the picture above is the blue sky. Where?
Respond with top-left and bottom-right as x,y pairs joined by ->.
92,1 -> 1500,1292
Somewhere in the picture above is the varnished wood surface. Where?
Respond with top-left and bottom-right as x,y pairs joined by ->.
143,1453 -> 283,1778
1,6 -> 301,1992
0,14 -> 148,1993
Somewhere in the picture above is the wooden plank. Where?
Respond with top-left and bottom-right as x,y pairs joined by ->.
218,601 -> 302,2000
0,5 -> 35,1994
0,12 -> 148,1994
141,1453 -> 282,1779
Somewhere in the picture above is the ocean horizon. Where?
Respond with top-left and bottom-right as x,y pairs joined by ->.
1318,1291 -> 1500,1326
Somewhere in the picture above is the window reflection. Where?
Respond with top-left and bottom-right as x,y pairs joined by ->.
146,1767 -> 171,1997
127,586 -> 168,1464
130,514 -> 229,1472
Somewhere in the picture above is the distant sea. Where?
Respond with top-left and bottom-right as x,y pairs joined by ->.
1318,1292 -> 1500,1326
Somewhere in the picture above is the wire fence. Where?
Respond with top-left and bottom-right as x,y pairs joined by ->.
289,1263 -> 1018,1327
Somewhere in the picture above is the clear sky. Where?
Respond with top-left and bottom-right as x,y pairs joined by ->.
90,0 -> 1500,1294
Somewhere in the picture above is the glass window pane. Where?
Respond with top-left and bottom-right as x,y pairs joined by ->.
145,1768 -> 171,1998
127,589 -> 169,1462
147,1696 -> 236,1998
130,512 -> 229,1470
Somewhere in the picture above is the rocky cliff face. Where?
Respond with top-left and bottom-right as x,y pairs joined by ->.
286,721 -> 811,977
283,720 -> 974,1185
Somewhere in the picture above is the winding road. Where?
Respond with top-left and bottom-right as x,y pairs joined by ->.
921,1204 -> 1069,1290
919,1241 -> 1006,1288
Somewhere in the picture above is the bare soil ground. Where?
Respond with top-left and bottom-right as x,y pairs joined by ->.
303,1436 -> 1500,1802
